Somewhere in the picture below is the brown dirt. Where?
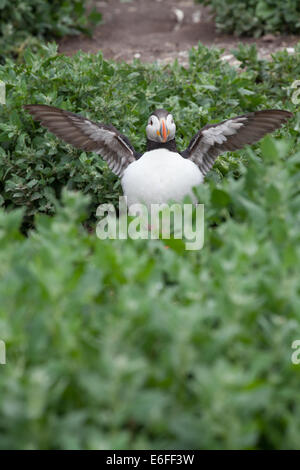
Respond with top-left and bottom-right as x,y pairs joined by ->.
58,0 -> 299,66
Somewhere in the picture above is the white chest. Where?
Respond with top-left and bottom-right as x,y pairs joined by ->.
121,149 -> 203,210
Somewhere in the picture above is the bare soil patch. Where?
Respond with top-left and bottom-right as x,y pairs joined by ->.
58,0 -> 299,65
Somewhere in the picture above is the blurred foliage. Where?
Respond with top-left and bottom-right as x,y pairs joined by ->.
0,0 -> 101,62
197,0 -> 300,37
0,42 -> 300,449
1,136 -> 300,448
0,42 -> 298,228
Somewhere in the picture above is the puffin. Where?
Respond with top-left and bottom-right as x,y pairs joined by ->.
24,105 -> 292,211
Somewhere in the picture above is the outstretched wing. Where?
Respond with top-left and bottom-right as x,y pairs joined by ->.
24,104 -> 138,177
182,110 -> 293,176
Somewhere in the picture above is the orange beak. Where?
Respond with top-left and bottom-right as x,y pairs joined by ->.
160,119 -> 167,143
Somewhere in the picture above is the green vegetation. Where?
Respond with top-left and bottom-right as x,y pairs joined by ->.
198,0 -> 300,37
0,43 -> 299,226
0,41 -> 300,449
0,0 -> 101,62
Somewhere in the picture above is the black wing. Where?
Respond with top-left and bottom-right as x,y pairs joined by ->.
182,110 -> 293,176
24,104 -> 138,177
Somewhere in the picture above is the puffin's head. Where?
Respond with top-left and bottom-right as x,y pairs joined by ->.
146,109 -> 176,143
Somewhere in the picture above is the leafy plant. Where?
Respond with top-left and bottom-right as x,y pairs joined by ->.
0,41 -> 300,449
197,0 -> 300,37
0,42 -> 297,228
0,0 -> 101,62
1,135 -> 300,449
